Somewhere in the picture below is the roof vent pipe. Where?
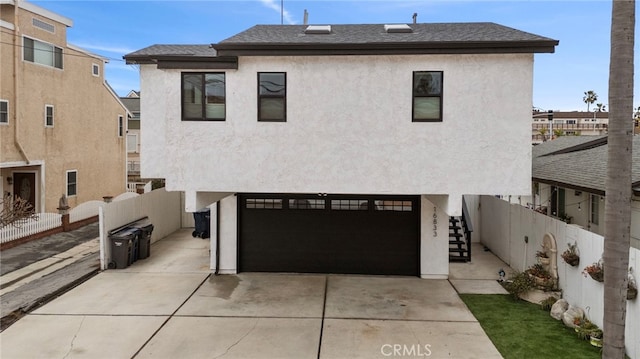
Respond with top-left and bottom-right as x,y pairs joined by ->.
412,12 -> 417,24
304,9 -> 308,25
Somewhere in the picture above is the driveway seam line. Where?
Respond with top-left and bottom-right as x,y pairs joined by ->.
130,273 -> 211,358
317,275 -> 329,359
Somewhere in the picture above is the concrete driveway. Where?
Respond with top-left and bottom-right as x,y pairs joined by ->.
0,229 -> 502,359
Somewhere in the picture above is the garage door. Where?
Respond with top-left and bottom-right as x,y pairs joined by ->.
238,194 -> 420,276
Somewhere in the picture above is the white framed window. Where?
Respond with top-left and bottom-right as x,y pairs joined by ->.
0,100 -> 8,124
118,115 -> 124,137
127,134 -> 138,153
92,63 -> 99,76
66,170 -> 77,197
23,37 -> 63,69
44,105 -> 54,127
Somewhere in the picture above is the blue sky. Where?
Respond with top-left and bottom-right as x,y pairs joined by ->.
31,0 -> 637,111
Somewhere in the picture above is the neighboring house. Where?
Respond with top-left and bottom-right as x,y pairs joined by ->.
532,110 -> 608,144
531,135 -> 640,249
124,22 -> 558,278
120,93 -> 141,187
0,1 -> 128,212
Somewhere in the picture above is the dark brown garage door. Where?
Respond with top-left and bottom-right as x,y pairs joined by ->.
238,194 -> 420,276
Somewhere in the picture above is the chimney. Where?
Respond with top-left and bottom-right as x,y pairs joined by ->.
412,12 -> 418,24
304,9 -> 309,25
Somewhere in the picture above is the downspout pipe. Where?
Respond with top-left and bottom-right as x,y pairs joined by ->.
13,0 -> 30,164
215,201 -> 220,275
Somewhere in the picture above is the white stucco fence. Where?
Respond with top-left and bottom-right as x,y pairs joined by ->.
479,195 -> 639,359
99,188 -> 184,270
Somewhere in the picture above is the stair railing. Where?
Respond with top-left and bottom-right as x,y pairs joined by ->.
461,197 -> 473,261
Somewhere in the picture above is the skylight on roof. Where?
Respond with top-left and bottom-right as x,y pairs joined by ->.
304,25 -> 331,34
384,24 -> 413,33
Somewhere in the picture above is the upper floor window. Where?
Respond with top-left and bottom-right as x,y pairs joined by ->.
66,170 -> 77,197
45,105 -> 54,127
92,63 -> 100,77
258,72 -> 286,122
181,73 -> 225,121
0,100 -> 8,124
412,71 -> 443,122
23,37 -> 63,69
118,115 -> 124,137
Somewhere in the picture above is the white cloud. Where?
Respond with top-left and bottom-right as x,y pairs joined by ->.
258,0 -> 296,24
72,42 -> 136,55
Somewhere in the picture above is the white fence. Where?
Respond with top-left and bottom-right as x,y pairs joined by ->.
69,200 -> 104,223
0,212 -> 62,244
479,195 -> 639,359
99,188 -> 183,270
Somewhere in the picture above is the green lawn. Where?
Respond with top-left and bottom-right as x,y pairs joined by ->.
460,294 -> 602,359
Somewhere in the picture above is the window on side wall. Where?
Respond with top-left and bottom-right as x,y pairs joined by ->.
258,72 -> 286,122
118,115 -> 124,137
412,71 -> 443,122
0,100 -> 8,124
45,105 -> 54,127
181,73 -> 225,121
23,37 -> 63,69
66,170 -> 77,197
590,194 -> 599,225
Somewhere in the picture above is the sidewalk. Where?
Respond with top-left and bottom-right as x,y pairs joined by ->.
0,223 -> 100,330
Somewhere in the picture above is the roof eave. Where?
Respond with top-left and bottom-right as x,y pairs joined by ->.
213,40 -> 558,56
124,55 -> 238,69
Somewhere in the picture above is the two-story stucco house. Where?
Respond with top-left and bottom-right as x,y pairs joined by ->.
0,0 -> 128,212
124,22 -> 558,278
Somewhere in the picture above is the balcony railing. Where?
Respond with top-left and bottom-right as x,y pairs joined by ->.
127,161 -> 140,175
532,123 -> 608,130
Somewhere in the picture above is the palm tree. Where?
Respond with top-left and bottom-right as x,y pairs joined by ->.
603,1 -> 634,357
596,103 -> 606,112
553,129 -> 564,138
538,128 -> 548,141
583,90 -> 598,111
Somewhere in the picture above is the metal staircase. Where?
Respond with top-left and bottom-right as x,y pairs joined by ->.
449,198 -> 473,262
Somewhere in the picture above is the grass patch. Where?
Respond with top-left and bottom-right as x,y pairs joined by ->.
460,294 -> 601,359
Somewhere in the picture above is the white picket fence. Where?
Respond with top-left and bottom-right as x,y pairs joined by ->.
1,194 -> 129,245
0,212 -> 62,244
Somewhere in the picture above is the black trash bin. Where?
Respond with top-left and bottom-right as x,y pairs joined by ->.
131,218 -> 154,260
192,208 -> 210,239
108,227 -> 140,269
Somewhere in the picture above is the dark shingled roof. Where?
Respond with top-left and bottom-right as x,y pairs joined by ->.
123,22 -> 558,63
213,22 -> 558,56
532,135 -> 640,195
218,23 -> 555,45
125,44 -> 216,58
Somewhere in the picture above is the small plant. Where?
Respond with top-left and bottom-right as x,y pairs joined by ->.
502,271 -> 534,301
561,242 -> 580,267
536,249 -> 549,259
526,264 -> 554,289
539,296 -> 557,311
574,318 -> 599,341
583,260 -> 604,282
527,264 -> 552,279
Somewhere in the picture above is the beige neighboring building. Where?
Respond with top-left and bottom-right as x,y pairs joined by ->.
0,0 -> 128,212
531,110 -> 608,144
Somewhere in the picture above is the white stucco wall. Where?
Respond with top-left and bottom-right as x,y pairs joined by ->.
140,53 -> 533,202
